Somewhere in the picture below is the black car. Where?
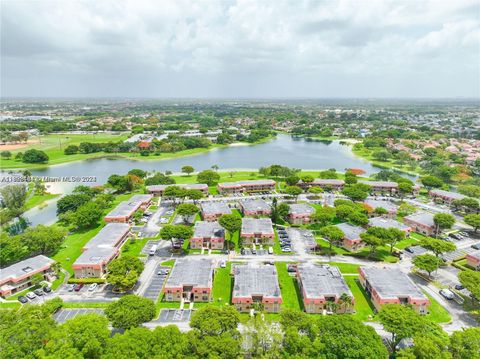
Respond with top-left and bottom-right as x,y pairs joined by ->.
18,296 -> 28,304
454,284 -> 464,291
471,243 -> 480,250
43,286 -> 52,293
405,247 -> 414,254
34,289 -> 44,296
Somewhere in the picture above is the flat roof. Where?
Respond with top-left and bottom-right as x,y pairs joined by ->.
364,199 -> 398,212
241,218 -> 274,235
219,179 -> 276,188
297,264 -> 352,299
105,194 -> 152,218
0,255 -> 54,283
359,180 -> 398,188
74,246 -> 117,266
312,179 -> 345,185
165,259 -> 214,288
335,223 -> 365,240
232,264 -> 281,299
193,221 -> 225,238
83,223 -> 130,250
430,189 -> 466,200
239,199 -> 271,212
147,183 -> 208,192
360,267 -> 427,300
404,212 -> 435,227
289,203 -> 315,215
368,217 -> 410,231
201,202 -> 232,215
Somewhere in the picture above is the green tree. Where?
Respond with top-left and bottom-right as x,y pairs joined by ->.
190,305 -> 240,337
421,237 -> 456,258
20,225 -> 68,255
464,214 -> 480,232
319,225 -> 344,260
0,184 -> 27,212
57,193 -> 91,214
127,168 -> 147,178
64,145 -> 79,155
348,211 -> 369,226
458,270 -> 480,301
72,202 -> 102,229
285,175 -> 300,186
186,189 -> 204,204
105,295 -> 155,330
197,170 -> 220,186
176,203 -> 199,224
384,227 -> 405,254
159,224 -> 193,247
218,214 -> 242,250
312,206 -> 336,227
413,254 -> 441,278
449,327 -> 480,359
342,184 -> 369,202
285,185 -> 303,202
360,227 -> 387,258
458,185 -> 480,198
433,213 -> 455,237
181,165 -> 195,176
22,148 -> 49,163
107,255 -> 144,292
421,175 -> 444,189
398,182 -> 414,199
1,150 -> 12,159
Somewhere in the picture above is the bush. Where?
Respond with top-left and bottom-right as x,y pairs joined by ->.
22,149 -> 49,163
68,278 -> 106,284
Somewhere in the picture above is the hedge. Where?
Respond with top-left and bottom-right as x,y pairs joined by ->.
67,278 -> 106,284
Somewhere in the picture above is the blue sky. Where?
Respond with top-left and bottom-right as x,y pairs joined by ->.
1,0 -> 479,98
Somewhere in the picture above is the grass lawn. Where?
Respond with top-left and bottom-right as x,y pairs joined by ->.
346,246 -> 398,263
395,237 -> 421,250
51,271 -> 66,290
0,302 -> 21,310
24,193 -> 60,211
424,293 -> 452,324
212,262 -> 233,306
315,238 -> 350,256
319,262 -> 361,274
121,237 -> 150,257
6,284 -> 42,300
275,262 -> 303,311
161,259 -> 175,267
344,276 -> 376,321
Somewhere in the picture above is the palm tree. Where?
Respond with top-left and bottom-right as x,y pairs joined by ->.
339,293 -> 353,313
211,164 -> 219,171
326,301 -> 339,314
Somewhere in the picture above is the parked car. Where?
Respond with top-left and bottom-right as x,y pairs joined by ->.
240,248 -> 246,255
471,243 -> 480,250
18,296 -> 28,304
454,284 -> 464,291
74,284 -> 84,292
251,248 -> 257,254
287,264 -> 297,272
220,260 -> 226,268
268,246 -> 273,254
405,247 -> 414,254
42,286 -> 52,293
26,292 -> 36,300
439,289 -> 454,300
88,283 -> 98,291
67,284 -> 75,292
34,289 -> 44,296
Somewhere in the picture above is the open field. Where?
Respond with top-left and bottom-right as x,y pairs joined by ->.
212,262 -> 233,306
275,262 -> 303,311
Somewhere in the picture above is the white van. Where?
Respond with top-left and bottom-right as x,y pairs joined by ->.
268,246 -> 273,255
149,244 -> 158,256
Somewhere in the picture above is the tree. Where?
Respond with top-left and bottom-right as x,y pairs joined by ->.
420,175 -> 444,189
421,237 -> 456,258
127,168 -> 147,178
308,186 -> 323,195
319,225 -> 344,260
190,305 -> 240,337
64,145 -> 79,155
107,256 -> 144,292
1,150 -> 12,159
373,206 -> 388,216
458,270 -> 480,301
344,172 -> 358,184
285,175 -> 300,186
277,202 -> 290,222
176,203 -> 199,224
413,254 -> 441,278
285,185 -> 302,202
218,214 -> 242,249
450,328 -> 480,359
312,206 -> 336,227
465,214 -> 480,232
72,202 -> 102,229
22,149 -> 49,163
159,224 -> 193,247
144,172 -> 175,186
20,225 -> 68,255
0,184 -> 27,211
197,170 -> 220,186
452,198 -> 479,213
56,193 -> 91,215
398,182 -> 414,199
181,165 -> 195,176
103,327 -> 153,358
384,227 -> 405,254
107,174 -> 131,193
105,295 -> 155,330
433,213 -> 455,237
186,189 -> 204,203
242,314 -> 283,357
458,185 -> 480,198
342,184 -> 369,202
348,211 -> 369,226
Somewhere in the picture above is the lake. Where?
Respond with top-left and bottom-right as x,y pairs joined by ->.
27,134 -> 384,193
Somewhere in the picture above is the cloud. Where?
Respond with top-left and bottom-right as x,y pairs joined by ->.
1,0 -> 479,98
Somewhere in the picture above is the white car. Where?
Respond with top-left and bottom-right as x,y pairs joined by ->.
220,260 -> 226,268
26,292 -> 36,300
88,283 -> 98,292
439,289 -> 454,300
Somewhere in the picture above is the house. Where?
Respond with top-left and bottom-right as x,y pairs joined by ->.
296,264 -> 354,314
104,194 -> 153,223
200,202 -> 232,221
217,179 -> 276,195
363,199 -> 398,218
163,259 -> 215,302
146,183 -> 209,196
239,199 -> 271,217
359,180 -> 398,194
429,189 -> 466,205
334,223 -> 366,251
232,264 -> 282,313
368,217 -> 411,233
0,255 -> 55,297
241,218 -> 275,245
403,212 -> 436,236
300,179 -> 345,191
466,250 -> 480,270
358,267 -> 430,314
288,203 -> 315,225
190,221 -> 225,250
73,223 -> 131,278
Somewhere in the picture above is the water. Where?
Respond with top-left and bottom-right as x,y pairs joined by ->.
22,197 -> 60,227
27,135 -> 384,191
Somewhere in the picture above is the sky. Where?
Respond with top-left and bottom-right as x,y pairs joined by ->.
1,0 -> 479,98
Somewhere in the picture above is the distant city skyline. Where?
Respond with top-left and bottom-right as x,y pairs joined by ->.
2,0 -> 479,99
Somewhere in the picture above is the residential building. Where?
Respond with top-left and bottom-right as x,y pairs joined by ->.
232,264 -> 282,313
334,223 -> 366,251
201,202 -> 232,221
163,259 -> 215,302
368,217 -> 411,233
104,194 -> 152,222
429,189 -> 466,205
146,183 -> 209,196
241,218 -> 275,245
288,203 -> 315,225
0,255 -> 55,297
217,179 -> 276,194
403,212 -> 436,236
191,221 -> 225,250
358,267 -> 430,313
359,180 -> 398,194
466,250 -> 480,270
297,264 -> 354,314
239,199 -> 271,217
72,223 -> 130,278
299,179 -> 345,191
363,199 -> 398,218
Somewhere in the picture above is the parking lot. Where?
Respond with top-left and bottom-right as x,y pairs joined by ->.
142,264 -> 170,301
286,227 -> 315,254
155,309 -> 193,323
141,240 -> 171,258
53,308 -> 104,324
